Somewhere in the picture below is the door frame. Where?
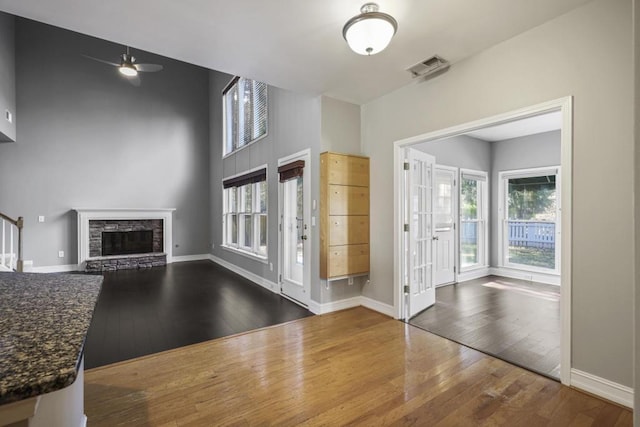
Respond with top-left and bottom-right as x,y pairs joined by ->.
393,96 -> 572,385
277,148 -> 311,307
434,164 -> 459,287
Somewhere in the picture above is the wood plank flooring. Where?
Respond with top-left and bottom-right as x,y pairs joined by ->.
410,276 -> 560,379
84,260 -> 313,369
84,307 -> 631,426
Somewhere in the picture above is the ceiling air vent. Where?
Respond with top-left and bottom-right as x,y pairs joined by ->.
406,55 -> 450,79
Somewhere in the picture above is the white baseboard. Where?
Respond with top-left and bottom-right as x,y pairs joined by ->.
308,300 -> 322,314
570,369 -> 633,409
489,267 -> 560,286
207,256 -> 395,318
360,296 -> 395,317
31,264 -> 79,273
457,267 -> 490,282
172,254 -> 210,263
208,254 -> 279,294
308,295 -> 394,317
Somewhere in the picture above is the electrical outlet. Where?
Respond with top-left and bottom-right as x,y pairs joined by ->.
348,277 -> 354,285
269,263 -> 273,271
38,216 -> 45,223
58,251 -> 64,258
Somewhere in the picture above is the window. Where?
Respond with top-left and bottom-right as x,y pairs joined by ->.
223,77 -> 268,156
499,167 -> 560,273
459,169 -> 488,271
222,168 -> 267,258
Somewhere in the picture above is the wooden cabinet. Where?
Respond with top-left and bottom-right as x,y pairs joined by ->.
320,152 -> 370,279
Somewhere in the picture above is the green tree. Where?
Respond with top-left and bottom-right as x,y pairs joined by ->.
508,181 -> 555,220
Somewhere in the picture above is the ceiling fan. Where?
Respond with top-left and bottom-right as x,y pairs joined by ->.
83,46 -> 163,86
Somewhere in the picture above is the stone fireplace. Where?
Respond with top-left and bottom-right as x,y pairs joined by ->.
75,208 -> 175,272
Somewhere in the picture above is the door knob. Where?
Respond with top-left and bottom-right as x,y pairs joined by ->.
301,235 -> 308,240
432,236 -> 439,240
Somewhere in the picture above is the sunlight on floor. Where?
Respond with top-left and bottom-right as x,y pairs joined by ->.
482,279 -> 560,302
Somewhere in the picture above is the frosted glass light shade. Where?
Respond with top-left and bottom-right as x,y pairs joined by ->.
343,3 -> 398,56
119,65 -> 138,77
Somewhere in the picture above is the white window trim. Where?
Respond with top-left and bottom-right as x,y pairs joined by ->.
498,166 -> 561,275
221,76 -> 269,158
459,168 -> 489,273
221,164 -> 269,261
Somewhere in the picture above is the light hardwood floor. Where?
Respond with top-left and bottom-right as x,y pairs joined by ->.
85,307 -> 632,426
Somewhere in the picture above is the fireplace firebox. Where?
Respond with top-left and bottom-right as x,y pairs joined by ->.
102,230 -> 154,256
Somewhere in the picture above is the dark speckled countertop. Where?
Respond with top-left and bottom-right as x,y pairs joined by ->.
0,272 -> 102,405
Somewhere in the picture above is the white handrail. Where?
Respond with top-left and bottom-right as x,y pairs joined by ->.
0,213 -> 23,272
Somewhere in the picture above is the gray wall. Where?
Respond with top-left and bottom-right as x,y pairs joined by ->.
0,18 -> 211,267
634,0 -> 639,421
414,134 -> 491,171
361,0 -> 633,387
209,72 -> 328,302
319,95 -> 365,302
490,131 -> 561,266
0,12 -> 16,142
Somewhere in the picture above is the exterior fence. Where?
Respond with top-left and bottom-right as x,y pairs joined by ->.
460,220 -> 555,249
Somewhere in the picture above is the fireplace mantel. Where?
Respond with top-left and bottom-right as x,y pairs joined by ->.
75,208 -> 176,270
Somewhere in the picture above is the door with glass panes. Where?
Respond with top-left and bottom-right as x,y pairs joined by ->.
279,152 -> 311,306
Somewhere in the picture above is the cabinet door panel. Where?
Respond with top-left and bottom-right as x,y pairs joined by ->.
326,154 -> 369,187
329,216 -> 369,246
327,244 -> 370,277
328,186 -> 369,216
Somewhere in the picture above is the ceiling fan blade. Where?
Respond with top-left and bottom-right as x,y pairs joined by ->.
82,54 -> 119,67
134,63 -> 163,72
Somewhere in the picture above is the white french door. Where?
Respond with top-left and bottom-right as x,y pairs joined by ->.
279,151 -> 311,306
434,166 -> 457,286
405,148 -> 436,318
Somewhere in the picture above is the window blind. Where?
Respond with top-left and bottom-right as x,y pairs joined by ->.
277,160 -> 305,182
223,168 -> 267,189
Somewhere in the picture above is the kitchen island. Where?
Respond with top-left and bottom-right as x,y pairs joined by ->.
0,272 -> 102,427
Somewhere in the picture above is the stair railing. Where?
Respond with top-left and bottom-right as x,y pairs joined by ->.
0,212 -> 23,272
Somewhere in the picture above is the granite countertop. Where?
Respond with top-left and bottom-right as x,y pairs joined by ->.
0,272 -> 103,405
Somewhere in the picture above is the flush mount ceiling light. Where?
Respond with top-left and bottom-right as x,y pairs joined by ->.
343,2 -> 398,56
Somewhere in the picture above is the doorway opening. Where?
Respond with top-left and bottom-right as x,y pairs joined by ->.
393,97 -> 572,384
278,150 -> 311,307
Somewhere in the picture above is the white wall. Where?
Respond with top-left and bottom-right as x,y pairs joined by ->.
361,0 -> 633,387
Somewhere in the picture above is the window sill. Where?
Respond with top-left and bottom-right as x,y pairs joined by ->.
221,245 -> 268,264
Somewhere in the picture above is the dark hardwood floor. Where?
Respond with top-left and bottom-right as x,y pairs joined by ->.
83,260 -> 313,369
409,275 -> 561,379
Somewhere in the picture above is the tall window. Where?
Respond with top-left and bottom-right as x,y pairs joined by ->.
459,169 -> 488,271
500,167 -> 560,273
223,77 -> 268,156
222,168 -> 267,258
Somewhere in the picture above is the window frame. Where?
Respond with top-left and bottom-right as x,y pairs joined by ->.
222,76 -> 269,158
459,168 -> 489,272
222,165 -> 268,261
498,166 -> 561,275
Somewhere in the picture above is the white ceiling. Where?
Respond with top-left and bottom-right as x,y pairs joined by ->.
0,0 -> 592,104
466,110 -> 562,141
